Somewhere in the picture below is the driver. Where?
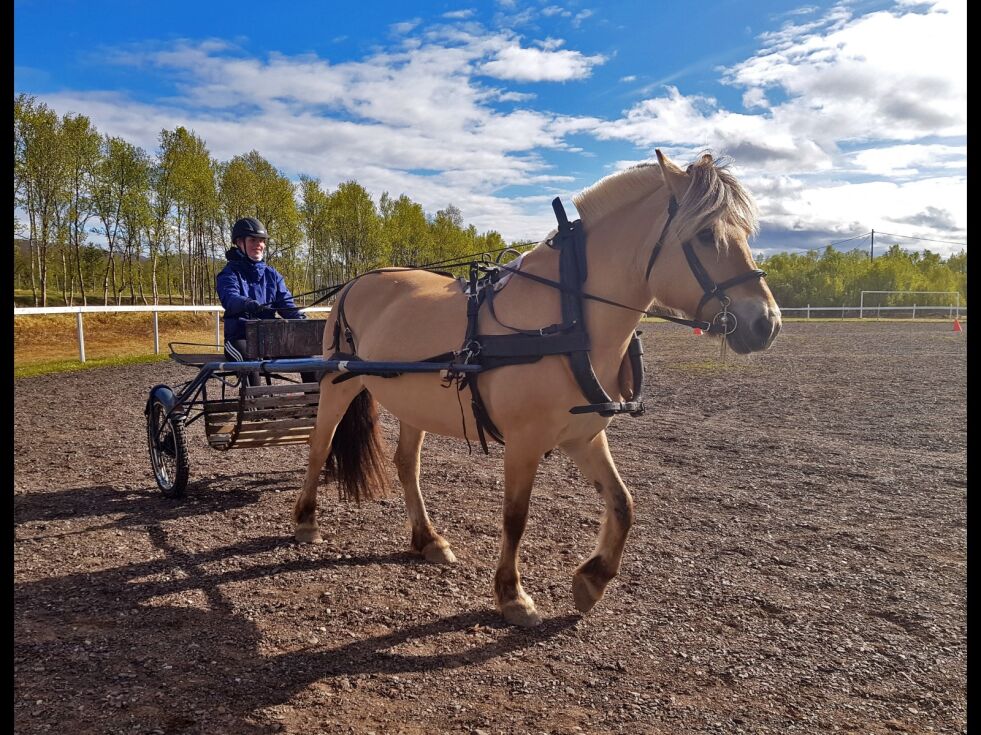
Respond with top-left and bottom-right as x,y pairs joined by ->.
216,217 -> 308,382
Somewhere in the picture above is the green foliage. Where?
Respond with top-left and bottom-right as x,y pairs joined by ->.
760,245 -> 966,308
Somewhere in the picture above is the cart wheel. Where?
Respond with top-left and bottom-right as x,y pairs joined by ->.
146,395 -> 189,497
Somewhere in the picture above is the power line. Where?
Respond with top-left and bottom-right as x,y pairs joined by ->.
828,232 -> 871,246
873,231 -> 967,247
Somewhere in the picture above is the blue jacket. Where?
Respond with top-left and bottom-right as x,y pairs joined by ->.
216,248 -> 305,341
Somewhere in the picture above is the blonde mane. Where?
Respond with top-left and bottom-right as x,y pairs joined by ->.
572,164 -> 664,224
572,156 -> 760,249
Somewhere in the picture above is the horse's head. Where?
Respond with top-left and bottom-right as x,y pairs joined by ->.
650,150 -> 781,354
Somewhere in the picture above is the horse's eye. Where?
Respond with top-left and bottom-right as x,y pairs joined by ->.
697,230 -> 715,247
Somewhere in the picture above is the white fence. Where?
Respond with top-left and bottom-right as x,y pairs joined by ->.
782,305 -> 965,319
14,303 -> 965,364
13,305 -> 332,363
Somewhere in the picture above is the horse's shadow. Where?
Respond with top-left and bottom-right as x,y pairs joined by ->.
15,480 -> 581,728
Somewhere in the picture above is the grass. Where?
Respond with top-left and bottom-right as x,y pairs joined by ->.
15,312 -> 222,379
15,353 -> 171,380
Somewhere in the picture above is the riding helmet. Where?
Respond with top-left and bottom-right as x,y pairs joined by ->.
231,217 -> 269,243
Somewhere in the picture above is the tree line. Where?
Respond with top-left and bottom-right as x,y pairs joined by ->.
14,94 -> 966,310
13,95 -> 507,307
760,245 -> 967,308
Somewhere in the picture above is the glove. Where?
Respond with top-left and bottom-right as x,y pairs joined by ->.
242,299 -> 277,319
256,306 -> 278,319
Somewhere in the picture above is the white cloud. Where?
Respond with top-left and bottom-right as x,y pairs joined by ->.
479,44 -> 606,82
742,87 -> 768,109
847,144 -> 966,177
572,10 -> 594,28
390,19 -> 422,35
442,9 -> 475,19
541,6 -> 570,17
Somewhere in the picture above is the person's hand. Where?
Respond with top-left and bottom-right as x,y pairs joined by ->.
256,306 -> 278,319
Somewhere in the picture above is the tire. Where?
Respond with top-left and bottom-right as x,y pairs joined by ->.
146,395 -> 190,497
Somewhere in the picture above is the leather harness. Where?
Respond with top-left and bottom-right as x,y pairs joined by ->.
326,195 -> 766,454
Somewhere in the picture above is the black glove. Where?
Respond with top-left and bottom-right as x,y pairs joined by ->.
242,299 -> 277,319
256,306 -> 278,319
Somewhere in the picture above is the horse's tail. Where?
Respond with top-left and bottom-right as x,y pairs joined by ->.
325,388 -> 390,503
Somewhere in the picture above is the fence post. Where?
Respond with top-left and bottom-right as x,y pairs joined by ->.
806,304 -> 810,319
912,304 -> 916,320
215,311 -> 221,345
153,311 -> 160,354
76,311 -> 86,363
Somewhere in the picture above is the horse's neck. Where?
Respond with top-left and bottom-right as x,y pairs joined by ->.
580,190 -> 665,353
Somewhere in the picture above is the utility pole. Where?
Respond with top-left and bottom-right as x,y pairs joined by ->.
870,229 -> 875,261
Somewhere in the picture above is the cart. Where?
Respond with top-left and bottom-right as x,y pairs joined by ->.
144,319 -> 481,497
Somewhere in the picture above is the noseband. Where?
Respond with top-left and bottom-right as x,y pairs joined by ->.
645,196 -> 767,335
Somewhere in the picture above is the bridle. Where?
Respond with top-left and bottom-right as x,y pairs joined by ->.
644,196 -> 767,336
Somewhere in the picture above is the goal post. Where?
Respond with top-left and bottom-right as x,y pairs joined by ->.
859,291 -> 961,319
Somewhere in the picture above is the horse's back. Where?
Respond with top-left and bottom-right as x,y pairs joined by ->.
330,268 -> 469,361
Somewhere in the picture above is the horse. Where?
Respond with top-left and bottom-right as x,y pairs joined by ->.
292,149 -> 781,627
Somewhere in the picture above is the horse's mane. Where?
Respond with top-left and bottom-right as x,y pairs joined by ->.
573,156 -> 759,249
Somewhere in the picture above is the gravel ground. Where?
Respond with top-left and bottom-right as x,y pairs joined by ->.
14,320 -> 966,735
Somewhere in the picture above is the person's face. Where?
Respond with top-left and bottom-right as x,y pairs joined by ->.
241,235 -> 267,261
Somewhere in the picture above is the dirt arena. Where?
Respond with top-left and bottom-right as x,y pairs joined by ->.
14,321 -> 966,735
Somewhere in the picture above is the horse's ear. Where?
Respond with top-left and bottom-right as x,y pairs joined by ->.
655,149 -> 690,202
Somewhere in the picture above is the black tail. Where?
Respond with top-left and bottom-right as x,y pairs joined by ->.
324,389 -> 390,502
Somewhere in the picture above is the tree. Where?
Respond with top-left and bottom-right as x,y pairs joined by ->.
329,181 -> 382,280
91,136 -> 149,304
15,95 -> 69,306
379,192 -> 431,267
60,112 -> 102,304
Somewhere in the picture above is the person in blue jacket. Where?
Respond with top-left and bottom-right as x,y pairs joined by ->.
217,217 -> 311,383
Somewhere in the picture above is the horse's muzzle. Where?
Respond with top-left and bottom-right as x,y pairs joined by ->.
726,303 -> 781,354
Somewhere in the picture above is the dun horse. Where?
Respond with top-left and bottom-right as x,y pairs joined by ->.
293,150 -> 781,626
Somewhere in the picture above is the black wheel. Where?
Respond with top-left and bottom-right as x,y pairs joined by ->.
146,394 -> 189,497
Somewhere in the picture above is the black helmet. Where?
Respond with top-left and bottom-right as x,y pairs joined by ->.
231,217 -> 268,243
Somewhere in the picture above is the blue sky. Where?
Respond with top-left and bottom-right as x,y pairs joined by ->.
15,0 -> 967,256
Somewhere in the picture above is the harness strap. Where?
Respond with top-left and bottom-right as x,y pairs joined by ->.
644,196 -> 679,281
683,241 -> 767,319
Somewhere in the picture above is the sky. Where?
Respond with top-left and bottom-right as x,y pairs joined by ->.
14,0 -> 967,257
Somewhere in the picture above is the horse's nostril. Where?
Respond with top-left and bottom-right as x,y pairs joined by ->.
753,315 -> 777,343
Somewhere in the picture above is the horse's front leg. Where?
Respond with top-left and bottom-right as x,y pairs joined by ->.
395,422 -> 456,563
293,376 -> 365,543
495,442 -> 545,627
560,430 -> 635,613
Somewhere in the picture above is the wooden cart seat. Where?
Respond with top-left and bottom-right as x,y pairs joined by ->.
204,382 -> 321,450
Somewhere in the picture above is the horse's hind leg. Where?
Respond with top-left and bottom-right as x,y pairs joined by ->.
395,423 -> 456,563
293,376 -> 365,543
561,430 -> 635,614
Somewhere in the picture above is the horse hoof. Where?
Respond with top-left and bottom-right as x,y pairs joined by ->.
572,573 -> 602,613
500,599 -> 542,628
295,526 -> 323,544
421,540 -> 457,564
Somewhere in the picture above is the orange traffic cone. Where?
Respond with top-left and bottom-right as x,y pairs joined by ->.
693,327 -> 703,335
953,318 -> 962,333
